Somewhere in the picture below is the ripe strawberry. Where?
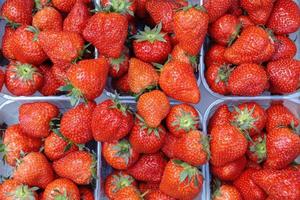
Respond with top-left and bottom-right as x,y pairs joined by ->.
137,90 -> 170,128
270,35 -> 297,61
1,0 -> 33,25
51,62 -> 70,85
238,15 -> 255,28
205,44 -> 227,67
104,171 -> 137,199
240,0 -> 274,25
203,0 -> 233,23
19,102 -> 59,138
212,184 -> 243,200
91,99 -> 133,142
0,179 -> 38,200
32,7 -> 63,31
171,45 -> 198,69
211,156 -> 247,181
83,12 -> 128,58
210,124 -> 247,167
102,139 -> 139,170
53,151 -> 96,185
173,6 -> 209,56
228,0 -> 242,16
2,124 -> 42,166
161,133 -> 178,158
43,178 -> 80,200
127,153 -> 167,182
113,186 -> 142,200
112,73 -> 131,94
228,63 -> 268,96
267,58 -> 300,94
109,53 -> 129,78
208,104 -> 231,133
0,69 -> 4,92
247,134 -> 267,163
52,0 -> 76,13
146,189 -> 176,200
135,0 -> 148,18
79,187 -> 94,200
38,64 -> 62,96
2,26 -> 16,60
159,60 -> 200,103
166,104 -> 199,137
128,58 -> 159,94
159,159 -> 203,199
63,0 -> 90,34
233,168 -> 267,200
267,0 -> 300,34
224,26 -> 275,64
101,0 -> 137,20
14,152 -> 54,189
209,14 -> 241,46
139,182 -> 159,194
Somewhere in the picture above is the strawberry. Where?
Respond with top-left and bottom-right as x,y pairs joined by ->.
211,156 -> 247,181
32,7 -> 63,31
139,182 -> 159,194
133,24 -> 172,64
173,6 -> 209,56
109,53 -> 129,78
0,69 -> 4,92
104,171 -> 137,199
208,104 -> 231,133
52,0 -> 76,13
83,12 -> 128,58
228,0 -> 242,16
146,190 -> 176,200
135,0 -> 148,18
79,187 -> 94,200
101,0 -> 137,20
212,184 -> 243,200
38,64 -> 62,96
224,26 -> 275,64
267,58 -> 300,94
127,153 -> 167,182
233,168 -> 267,200
19,102 -> 59,138
203,0 -> 233,23
2,124 -> 42,166
161,133 -> 178,158
205,44 -> 227,67
102,139 -> 140,170
53,151 -> 96,185
113,73 -> 131,94
14,152 -> 54,189
210,124 -> 247,167
240,0 -> 274,25
129,118 -> 166,154
265,127 -> 300,170
137,90 -> 170,128
2,26 -> 16,60
1,0 -> 33,25
171,45 -> 198,69
51,62 -> 70,85
247,134 -> 267,163
238,15 -> 255,28
43,178 -> 80,200
113,186 -> 142,200
159,60 -> 200,104
228,63 -> 268,96
166,104 -> 199,137
128,58 -> 159,94
159,159 -> 203,199
0,179 -> 38,200
91,99 -> 133,142
208,14 -> 241,46
270,35 -> 297,61
267,0 -> 300,34
63,0 -> 90,34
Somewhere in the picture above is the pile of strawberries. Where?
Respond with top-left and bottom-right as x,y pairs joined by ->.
204,0 -> 300,96
209,102 -> 300,200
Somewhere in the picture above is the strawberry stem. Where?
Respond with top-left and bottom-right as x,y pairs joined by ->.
133,23 -> 166,44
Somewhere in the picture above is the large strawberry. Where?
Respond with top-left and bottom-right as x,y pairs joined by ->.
32,7 -> 63,31
52,0 -> 76,13
203,0 -> 233,23
271,35 -> 297,61
159,159 -> 203,199
205,44 -> 228,67
267,0 -> 300,34
0,179 -> 38,200
212,184 -> 243,200
2,26 -> 16,60
1,0 -> 33,25
91,99 -> 133,142
19,102 -> 59,138
43,178 -> 80,200
159,60 -> 200,104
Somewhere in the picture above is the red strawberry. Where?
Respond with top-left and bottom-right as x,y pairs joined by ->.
208,104 -> 231,133
139,182 -> 160,195
238,15 -> 255,28
127,153 -> 167,182
271,35 -> 297,61
113,185 -> 142,199
52,0 -> 76,13
228,63 -> 268,96
43,178 -> 80,200
161,133 -> 178,158
212,184 -> 243,200
135,0 -> 148,18
1,0 -> 33,25
91,99 -> 133,142
102,139 -> 140,170
79,187 -> 94,200
112,73 -> 131,94
0,179 -> 38,200
14,152 -> 54,189
267,58 -> 300,94
2,26 -> 16,60
267,0 -> 300,34
146,189 -> 176,200
205,44 -> 227,67
51,62 -> 70,85
224,26 -> 275,64
247,134 -> 267,163
203,0 -> 233,23
38,64 -> 62,96
171,45 -> 198,69
109,53 -> 129,78
32,7 -> 63,31
19,102 -> 59,138
228,0 -> 242,16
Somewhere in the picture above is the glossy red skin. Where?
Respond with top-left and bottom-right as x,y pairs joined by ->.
91,99 -> 134,142
208,104 -> 231,133
112,73 -> 131,93
233,168 -> 267,200
271,36 -> 297,61
43,178 -> 80,200
246,134 -> 266,163
38,65 -> 62,96
127,153 -> 167,182
63,0 -> 90,35
19,102 -> 59,138
51,63 -> 70,85
203,0 -> 233,23
3,124 -> 42,166
83,12 -> 128,58
32,7 -> 63,31
212,156 -> 247,181
228,63 -> 268,96
267,0 -> 300,34
161,133 -> 178,158
267,58 -> 300,94
109,54 -> 129,78
238,15 -> 255,28
213,185 -> 243,200
1,0 -> 33,25
0,69 -> 4,92
209,14 -> 240,46
205,44 -> 227,67
133,34 -> 172,64
129,120 -> 166,154
2,26 -> 16,60
61,102 -> 95,144
79,187 -> 94,200
52,0 -> 76,13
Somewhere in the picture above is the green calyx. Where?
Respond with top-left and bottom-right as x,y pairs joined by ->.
26,26 -> 40,42
173,159 -> 201,187
12,63 -> 41,82
215,65 -> 233,84
200,135 -> 211,160
176,4 -> 206,12
249,135 -> 267,163
112,173 -> 135,193
112,139 -> 132,165
133,85 -> 159,100
59,84 -> 87,107
2,17 -> 21,29
107,0 -> 134,16
53,189 -> 69,200
90,151 -> 98,182
228,23 -> 242,47
110,54 -> 126,73
133,23 -> 166,44
231,105 -> 258,134
171,109 -> 199,132
109,93 -> 131,116
136,114 -> 162,138
7,185 -> 38,200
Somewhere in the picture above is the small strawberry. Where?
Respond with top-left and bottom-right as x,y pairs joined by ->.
247,134 -> 267,163
208,104 -> 231,133
43,178 -> 80,200
19,102 -> 59,138
32,7 -> 63,31
267,0 -> 300,34
203,0 -> 233,23
205,44 -> 227,67
159,159 -> 203,199
109,53 -> 129,78
161,133 -> 178,158
270,35 -> 297,61
1,0 -> 33,25
137,90 -> 170,128
102,139 -> 140,170
79,187 -> 94,200
52,0 -> 76,13
2,26 -> 16,60
53,150 -> 96,185
228,63 -> 268,96
14,152 -> 54,189
212,184 -> 243,200
113,186 -> 142,200
238,15 -> 255,28
171,45 -> 198,69
112,73 -> 131,94
0,179 -> 38,200
38,64 -> 62,96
